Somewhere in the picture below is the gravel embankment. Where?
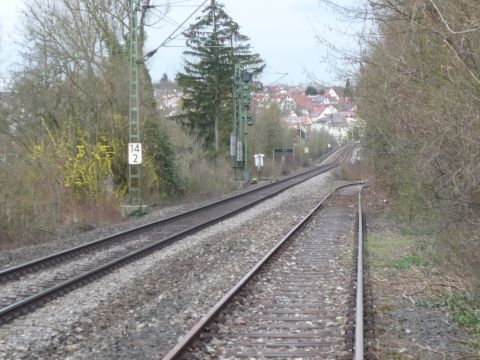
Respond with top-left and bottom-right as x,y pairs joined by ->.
0,170 -> 348,360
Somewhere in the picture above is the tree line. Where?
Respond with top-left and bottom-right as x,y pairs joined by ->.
1,0 -> 323,248
355,0 -> 480,283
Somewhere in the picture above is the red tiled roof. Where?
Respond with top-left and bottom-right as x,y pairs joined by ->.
292,95 -> 314,110
287,87 -> 305,95
284,115 -> 312,127
313,105 -> 327,112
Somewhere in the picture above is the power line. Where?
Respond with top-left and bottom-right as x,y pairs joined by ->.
143,0 -> 208,61
153,4 -> 208,7
153,0 -> 203,6
144,8 -> 168,27
262,66 -> 289,86
163,14 -> 190,31
146,10 -> 191,32
267,73 -> 289,86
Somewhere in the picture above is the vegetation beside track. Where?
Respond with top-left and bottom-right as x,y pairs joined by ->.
336,153 -> 480,358
354,0 -> 480,298
366,206 -> 480,358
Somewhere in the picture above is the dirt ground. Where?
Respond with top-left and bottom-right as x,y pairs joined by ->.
365,204 -> 480,360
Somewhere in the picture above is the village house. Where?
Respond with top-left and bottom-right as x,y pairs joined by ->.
286,87 -> 359,143
154,88 -> 183,118
283,111 -> 312,141
156,81 -> 361,143
284,111 -> 312,129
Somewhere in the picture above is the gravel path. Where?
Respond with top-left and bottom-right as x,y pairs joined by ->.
0,170 -> 348,360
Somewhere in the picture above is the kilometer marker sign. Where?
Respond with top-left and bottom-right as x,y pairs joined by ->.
128,143 -> 142,165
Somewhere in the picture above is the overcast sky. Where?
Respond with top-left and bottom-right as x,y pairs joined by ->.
0,0 -> 361,86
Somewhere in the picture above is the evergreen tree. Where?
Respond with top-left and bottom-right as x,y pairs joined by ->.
143,117 -> 181,198
176,0 -> 264,153
344,78 -> 354,100
305,86 -> 319,96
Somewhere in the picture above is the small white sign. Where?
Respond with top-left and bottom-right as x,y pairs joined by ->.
236,141 -> 243,161
304,147 -> 309,154
254,154 -> 265,167
230,134 -> 236,157
128,143 -> 142,165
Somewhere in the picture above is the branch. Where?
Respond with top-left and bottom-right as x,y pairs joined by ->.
428,0 -> 480,35
442,37 -> 480,85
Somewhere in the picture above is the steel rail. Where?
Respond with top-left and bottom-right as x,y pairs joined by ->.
355,186 -> 365,359
0,146 -> 345,281
162,182 -> 363,360
0,158 -> 348,322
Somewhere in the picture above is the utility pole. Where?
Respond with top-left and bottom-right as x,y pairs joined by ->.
127,0 -> 144,214
231,64 -> 253,181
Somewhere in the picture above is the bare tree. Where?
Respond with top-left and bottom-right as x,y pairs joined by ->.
346,0 -> 480,281
0,0 -> 182,246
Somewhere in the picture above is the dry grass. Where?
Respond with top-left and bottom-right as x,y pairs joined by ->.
368,214 -> 479,359
0,154 -> 123,251
180,156 -> 235,197
436,224 -> 480,295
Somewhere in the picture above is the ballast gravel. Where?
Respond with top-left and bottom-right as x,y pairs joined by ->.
184,194 -> 357,359
0,188 -> 247,269
0,170 -> 349,360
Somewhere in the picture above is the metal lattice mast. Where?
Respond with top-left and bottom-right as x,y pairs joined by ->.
232,64 -> 242,180
128,0 -> 141,206
231,64 -> 253,181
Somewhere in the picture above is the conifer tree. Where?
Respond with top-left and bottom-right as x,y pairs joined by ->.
344,78 -> 354,100
305,86 -> 319,96
176,0 -> 264,153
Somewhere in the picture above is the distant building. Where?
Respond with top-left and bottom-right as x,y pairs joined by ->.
325,88 -> 340,103
154,89 -> 183,117
284,111 -> 312,130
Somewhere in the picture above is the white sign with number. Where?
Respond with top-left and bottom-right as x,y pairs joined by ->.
128,143 -> 142,165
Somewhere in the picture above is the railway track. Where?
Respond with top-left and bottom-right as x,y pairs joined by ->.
162,183 -> 366,359
0,146 -> 350,325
